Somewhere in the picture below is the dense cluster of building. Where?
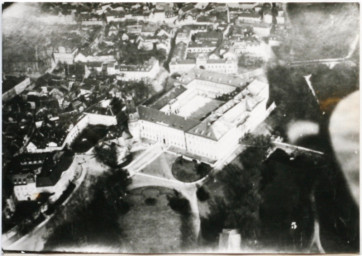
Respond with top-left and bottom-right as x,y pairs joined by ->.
3,2 -> 285,233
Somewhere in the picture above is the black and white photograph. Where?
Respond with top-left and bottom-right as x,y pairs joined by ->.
1,1 -> 360,254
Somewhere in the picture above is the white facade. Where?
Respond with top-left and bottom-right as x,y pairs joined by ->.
187,45 -> 216,53
13,182 -> 37,201
53,48 -> 78,65
81,20 -> 104,26
237,15 -> 261,24
170,61 -> 195,74
176,31 -> 192,44
264,14 -> 285,24
140,120 -> 187,150
253,25 -> 271,37
75,54 -> 116,63
170,58 -> 238,75
13,166 -> 75,202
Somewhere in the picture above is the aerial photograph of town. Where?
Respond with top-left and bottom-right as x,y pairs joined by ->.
1,1 -> 359,254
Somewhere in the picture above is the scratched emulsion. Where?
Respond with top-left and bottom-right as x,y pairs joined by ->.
329,91 -> 360,206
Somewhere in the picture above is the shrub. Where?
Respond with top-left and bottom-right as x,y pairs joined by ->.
197,187 -> 210,202
168,196 -> 191,215
145,198 -> 157,206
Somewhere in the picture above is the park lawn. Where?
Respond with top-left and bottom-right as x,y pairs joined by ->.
118,187 -> 186,253
140,152 -> 178,180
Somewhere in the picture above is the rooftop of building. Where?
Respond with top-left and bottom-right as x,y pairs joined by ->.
177,68 -> 248,88
36,150 -> 74,187
160,90 -> 225,120
85,99 -> 115,116
118,57 -> 158,72
170,59 -> 196,65
138,69 -> 268,141
7,152 -> 54,176
237,11 -> 262,18
194,31 -> 221,40
138,105 -> 200,132
186,83 -> 265,140
148,86 -> 187,110
188,40 -> 218,48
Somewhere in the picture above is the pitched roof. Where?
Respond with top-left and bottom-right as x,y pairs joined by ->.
138,105 -> 199,132
36,151 -> 74,187
188,40 -> 217,48
187,94 -> 256,140
238,12 -> 261,18
171,59 -> 196,65
148,86 -> 187,110
178,68 -> 248,88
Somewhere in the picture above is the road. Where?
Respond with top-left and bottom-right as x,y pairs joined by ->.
163,28 -> 179,72
125,143 -> 167,174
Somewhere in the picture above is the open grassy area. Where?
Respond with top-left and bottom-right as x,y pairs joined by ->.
140,152 -> 178,180
118,187 -> 190,253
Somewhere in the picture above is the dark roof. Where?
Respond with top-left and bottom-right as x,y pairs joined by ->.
7,152 -> 53,175
195,31 -> 220,40
36,150 -> 74,187
138,105 -> 199,132
172,59 -> 196,64
181,4 -> 195,12
238,12 -> 261,18
87,61 -> 103,68
148,86 -> 187,110
3,76 -> 27,93
178,68 -> 248,88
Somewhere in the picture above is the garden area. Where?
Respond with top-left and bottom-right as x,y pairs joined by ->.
118,186 -> 195,253
171,157 -> 211,182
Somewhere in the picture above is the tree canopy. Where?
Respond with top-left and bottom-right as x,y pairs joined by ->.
216,134 -> 273,242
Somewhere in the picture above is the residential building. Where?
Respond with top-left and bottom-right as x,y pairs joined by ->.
11,151 -> 75,202
237,12 -> 262,24
116,57 -> 160,81
176,30 -> 192,44
170,54 -> 238,74
53,46 -> 78,65
187,41 -> 218,53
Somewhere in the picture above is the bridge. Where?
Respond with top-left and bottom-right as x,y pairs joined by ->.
288,34 -> 359,69
271,141 -> 324,158
288,58 -> 351,69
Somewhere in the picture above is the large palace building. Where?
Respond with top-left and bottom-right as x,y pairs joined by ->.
129,68 -> 274,162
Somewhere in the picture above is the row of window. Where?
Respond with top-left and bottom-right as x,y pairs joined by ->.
142,131 -> 185,148
15,184 -> 33,191
20,160 -> 43,165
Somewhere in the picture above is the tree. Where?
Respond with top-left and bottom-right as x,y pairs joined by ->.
196,163 -> 211,177
44,161 -> 132,250
240,133 -> 273,168
200,196 -> 228,242
216,134 -> 273,242
218,163 -> 262,241
93,142 -> 118,167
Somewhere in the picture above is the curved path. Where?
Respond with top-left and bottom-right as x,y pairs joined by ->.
129,172 -> 200,237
